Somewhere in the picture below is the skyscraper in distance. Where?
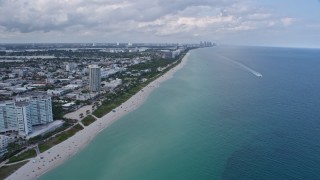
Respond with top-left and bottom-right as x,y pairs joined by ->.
89,65 -> 101,92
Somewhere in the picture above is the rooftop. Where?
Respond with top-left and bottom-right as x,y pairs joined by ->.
15,100 -> 29,107
88,64 -> 99,68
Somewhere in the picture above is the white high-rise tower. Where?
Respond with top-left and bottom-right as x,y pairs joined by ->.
89,65 -> 101,92
0,102 -> 17,132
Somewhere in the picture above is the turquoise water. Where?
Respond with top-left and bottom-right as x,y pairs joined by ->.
40,46 -> 320,180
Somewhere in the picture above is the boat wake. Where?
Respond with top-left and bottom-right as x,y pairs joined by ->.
218,55 -> 262,77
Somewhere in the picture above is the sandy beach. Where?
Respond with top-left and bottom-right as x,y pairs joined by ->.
6,53 -> 190,180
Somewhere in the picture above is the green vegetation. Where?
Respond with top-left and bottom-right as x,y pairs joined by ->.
128,57 -> 173,71
94,75 -> 162,118
93,92 -> 132,118
0,143 -> 25,162
81,115 -> 96,126
52,101 -> 64,120
7,149 -> 36,164
39,124 -> 84,153
35,84 -> 55,91
0,161 -> 29,179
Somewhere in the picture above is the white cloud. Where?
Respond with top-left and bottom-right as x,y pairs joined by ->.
281,17 -> 295,26
0,0 -> 299,43
247,13 -> 272,20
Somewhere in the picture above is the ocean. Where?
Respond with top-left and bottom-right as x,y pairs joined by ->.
40,46 -> 320,180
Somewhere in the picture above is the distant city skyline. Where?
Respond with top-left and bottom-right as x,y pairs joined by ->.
0,0 -> 319,48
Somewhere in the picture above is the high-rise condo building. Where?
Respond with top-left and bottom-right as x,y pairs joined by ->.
89,65 -> 101,92
16,101 -> 32,135
29,96 -> 53,125
0,135 -> 9,156
0,102 -> 17,132
0,96 -> 53,136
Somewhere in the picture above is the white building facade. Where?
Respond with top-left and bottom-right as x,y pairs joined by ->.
0,102 -> 17,132
16,102 -> 32,135
89,65 -> 101,92
65,62 -> 77,72
28,96 -> 53,125
0,96 -> 53,136
0,135 -> 9,156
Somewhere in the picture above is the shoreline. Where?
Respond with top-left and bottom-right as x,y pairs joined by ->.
6,52 -> 191,180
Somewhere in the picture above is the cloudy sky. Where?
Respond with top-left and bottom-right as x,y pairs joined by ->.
0,0 -> 319,47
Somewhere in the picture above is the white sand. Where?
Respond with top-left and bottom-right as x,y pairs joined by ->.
7,53 -> 190,180
64,105 -> 94,120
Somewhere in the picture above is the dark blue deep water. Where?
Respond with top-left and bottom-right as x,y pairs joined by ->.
41,46 -> 320,180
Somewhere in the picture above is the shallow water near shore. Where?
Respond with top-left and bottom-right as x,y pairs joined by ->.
40,46 -> 320,180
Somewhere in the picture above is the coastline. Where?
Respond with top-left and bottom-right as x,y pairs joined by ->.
6,52 -> 191,180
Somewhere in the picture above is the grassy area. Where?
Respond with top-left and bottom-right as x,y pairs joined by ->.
39,124 -> 84,153
93,91 -> 134,118
0,161 -> 28,179
7,149 -> 36,164
0,143 -> 26,163
81,115 -> 97,126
